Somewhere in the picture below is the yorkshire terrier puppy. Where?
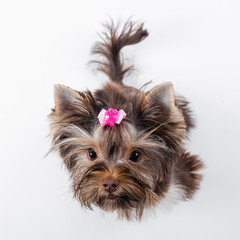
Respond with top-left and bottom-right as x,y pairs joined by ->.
49,20 -> 203,220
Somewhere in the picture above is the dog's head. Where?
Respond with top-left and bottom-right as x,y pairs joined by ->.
49,81 -> 189,219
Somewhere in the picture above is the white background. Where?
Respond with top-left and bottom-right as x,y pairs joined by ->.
0,0 -> 240,239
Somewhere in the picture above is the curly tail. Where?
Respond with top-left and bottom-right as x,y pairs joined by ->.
91,19 -> 149,84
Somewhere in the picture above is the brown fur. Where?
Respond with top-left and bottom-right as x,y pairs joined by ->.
48,19 -> 203,221
91,19 -> 148,83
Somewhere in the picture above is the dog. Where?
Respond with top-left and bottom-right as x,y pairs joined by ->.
48,20 -> 203,220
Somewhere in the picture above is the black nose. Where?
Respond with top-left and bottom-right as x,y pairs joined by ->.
102,178 -> 120,193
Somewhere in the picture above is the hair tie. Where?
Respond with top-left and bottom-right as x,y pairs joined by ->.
98,108 -> 126,127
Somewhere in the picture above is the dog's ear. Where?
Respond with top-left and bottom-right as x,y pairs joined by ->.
141,82 -> 186,143
54,84 -> 80,113
53,84 -> 98,131
144,82 -> 181,120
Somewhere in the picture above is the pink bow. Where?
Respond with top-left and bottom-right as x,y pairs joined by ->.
98,108 -> 126,127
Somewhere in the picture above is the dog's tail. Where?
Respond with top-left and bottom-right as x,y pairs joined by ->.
90,19 -> 148,84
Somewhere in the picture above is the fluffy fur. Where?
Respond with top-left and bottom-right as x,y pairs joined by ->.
48,20 -> 203,220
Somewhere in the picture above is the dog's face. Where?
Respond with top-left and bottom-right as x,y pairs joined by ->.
48,20 -> 203,220
49,82 -> 194,220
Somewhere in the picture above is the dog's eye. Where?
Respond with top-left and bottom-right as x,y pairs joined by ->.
129,150 -> 141,163
88,149 -> 98,161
